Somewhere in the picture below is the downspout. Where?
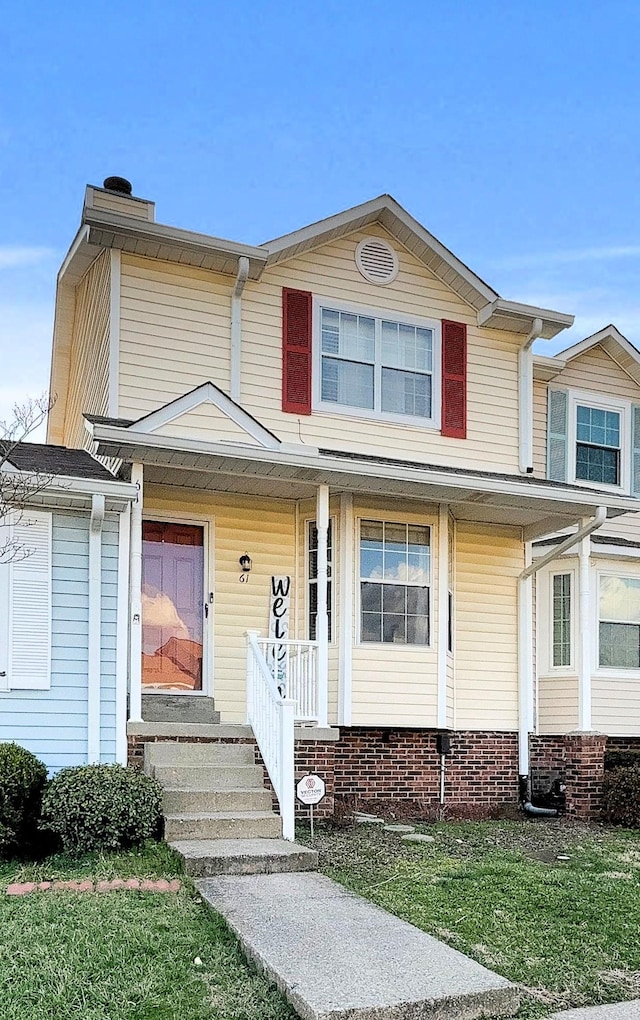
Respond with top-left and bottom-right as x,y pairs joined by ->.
518,506 -> 607,815
518,317 -> 543,474
230,256 -> 250,404
88,494 -> 105,764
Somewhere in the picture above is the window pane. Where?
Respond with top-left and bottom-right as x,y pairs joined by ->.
381,368 -> 432,418
552,573 -> 571,667
382,583 -> 405,614
599,622 -> 640,668
362,611 -> 382,642
383,523 -> 407,581
361,582 -> 382,613
575,443 -> 619,485
383,613 -> 407,643
321,358 -> 374,409
576,406 -> 620,448
360,521 -> 384,580
600,575 -> 640,623
381,321 -> 433,372
321,308 -> 375,362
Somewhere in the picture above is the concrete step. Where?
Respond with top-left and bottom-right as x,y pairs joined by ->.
153,764 -> 265,790
162,788 -> 272,815
164,811 -> 282,841
197,872 -> 520,1020
171,838 -> 319,877
145,741 -> 254,767
142,694 -> 220,724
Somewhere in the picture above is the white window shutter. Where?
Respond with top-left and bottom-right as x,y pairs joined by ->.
632,405 -> 640,497
547,388 -> 568,482
8,511 -> 52,690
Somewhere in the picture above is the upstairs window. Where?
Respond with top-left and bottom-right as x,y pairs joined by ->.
575,405 -> 621,486
317,304 -> 439,425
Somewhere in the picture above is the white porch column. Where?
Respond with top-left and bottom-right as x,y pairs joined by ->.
316,483 -> 330,728
437,505 -> 449,729
128,463 -> 144,724
338,492 -> 353,726
578,531 -> 592,731
115,502 -> 131,764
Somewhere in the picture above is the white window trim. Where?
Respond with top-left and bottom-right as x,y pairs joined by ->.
567,388 -> 631,494
595,565 -> 640,677
304,514 -> 336,645
355,513 -> 435,649
312,296 -> 442,430
543,565 -> 577,675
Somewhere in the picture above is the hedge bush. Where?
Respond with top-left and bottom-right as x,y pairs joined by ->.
602,765 -> 640,827
0,743 -> 48,858
41,764 -> 163,853
604,749 -> 640,771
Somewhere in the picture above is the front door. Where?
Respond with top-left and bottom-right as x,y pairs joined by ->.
142,521 -> 206,691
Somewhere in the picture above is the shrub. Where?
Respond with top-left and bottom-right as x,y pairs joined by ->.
604,749 -> 640,771
0,743 -> 48,859
41,764 -> 163,853
602,765 -> 640,827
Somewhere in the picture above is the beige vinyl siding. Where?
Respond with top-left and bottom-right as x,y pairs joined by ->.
116,226 -> 523,473
592,677 -> 640,735
153,403 -> 262,445
144,486 -> 297,723
242,224 -> 521,473
62,251 -> 110,450
350,499 -> 439,728
454,522 -> 521,730
119,255 -> 232,419
537,676 -> 579,733
90,190 -> 153,220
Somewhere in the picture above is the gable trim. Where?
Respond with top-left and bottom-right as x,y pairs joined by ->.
132,382 -> 282,449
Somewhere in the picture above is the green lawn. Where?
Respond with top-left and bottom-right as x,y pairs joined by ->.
299,819 -> 640,1018
0,842 -> 295,1020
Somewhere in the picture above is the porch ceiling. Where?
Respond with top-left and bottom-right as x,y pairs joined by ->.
91,424 -> 640,530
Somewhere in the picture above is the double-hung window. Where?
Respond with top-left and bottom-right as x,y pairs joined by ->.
318,305 -> 438,424
575,405 -> 621,486
599,574 -> 640,669
307,520 -> 332,641
359,520 -> 430,644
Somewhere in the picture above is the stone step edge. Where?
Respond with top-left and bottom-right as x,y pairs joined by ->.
129,721 -> 340,741
165,811 -> 278,822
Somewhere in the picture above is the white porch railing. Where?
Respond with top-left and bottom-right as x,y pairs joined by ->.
257,637 -> 324,724
245,630 -> 296,841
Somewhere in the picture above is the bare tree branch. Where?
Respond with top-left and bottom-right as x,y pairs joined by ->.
0,393 -> 56,563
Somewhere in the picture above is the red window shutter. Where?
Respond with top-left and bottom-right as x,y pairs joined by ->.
441,320 -> 467,439
282,287 -> 313,414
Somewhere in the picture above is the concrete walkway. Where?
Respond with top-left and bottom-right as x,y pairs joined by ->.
550,1002 -> 640,1018
197,871 -> 520,1019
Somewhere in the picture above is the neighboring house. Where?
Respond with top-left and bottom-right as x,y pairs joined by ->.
20,176 -> 639,821
531,327 -> 640,749
0,444 -> 136,771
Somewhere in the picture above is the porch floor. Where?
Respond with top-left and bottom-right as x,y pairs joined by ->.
197,870 -> 520,1020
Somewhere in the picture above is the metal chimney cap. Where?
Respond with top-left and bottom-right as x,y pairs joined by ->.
103,176 -> 133,196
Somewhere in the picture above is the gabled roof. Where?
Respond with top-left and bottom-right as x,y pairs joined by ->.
263,195 -> 573,337
533,324 -> 640,386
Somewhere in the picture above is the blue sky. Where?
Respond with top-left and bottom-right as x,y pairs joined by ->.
2,1 -> 640,432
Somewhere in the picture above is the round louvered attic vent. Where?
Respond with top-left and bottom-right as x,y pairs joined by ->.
355,237 -> 399,285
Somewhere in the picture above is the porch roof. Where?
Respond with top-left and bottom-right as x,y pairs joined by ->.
89,421 -> 640,531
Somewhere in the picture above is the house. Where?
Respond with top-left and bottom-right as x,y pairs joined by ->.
7,176 -> 640,826
0,443 -> 136,771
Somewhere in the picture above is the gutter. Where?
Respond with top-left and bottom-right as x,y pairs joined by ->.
518,317 -> 542,474
230,256 -> 250,403
517,506 -> 607,813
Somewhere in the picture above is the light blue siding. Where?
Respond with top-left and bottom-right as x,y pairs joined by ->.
0,510 -> 121,773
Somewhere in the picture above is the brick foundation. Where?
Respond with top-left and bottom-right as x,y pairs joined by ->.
129,727 -> 619,823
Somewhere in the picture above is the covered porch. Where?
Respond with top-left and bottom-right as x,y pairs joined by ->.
90,419 -> 639,836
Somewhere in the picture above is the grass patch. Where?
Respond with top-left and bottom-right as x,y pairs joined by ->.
0,842 -> 295,1020
299,819 -> 640,1017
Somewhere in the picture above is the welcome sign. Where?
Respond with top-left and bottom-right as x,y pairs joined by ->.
268,576 -> 291,690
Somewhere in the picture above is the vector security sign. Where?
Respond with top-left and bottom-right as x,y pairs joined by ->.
296,773 -> 326,805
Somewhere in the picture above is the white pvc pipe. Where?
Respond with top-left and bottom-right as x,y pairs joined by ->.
88,493 -> 105,763
518,317 -> 542,474
230,256 -> 250,403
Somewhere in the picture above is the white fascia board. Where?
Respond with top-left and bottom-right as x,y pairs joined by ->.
133,381 -> 281,449
91,423 -> 640,516
478,298 -> 574,340
3,470 -> 137,504
557,325 -> 638,363
532,354 -> 567,382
